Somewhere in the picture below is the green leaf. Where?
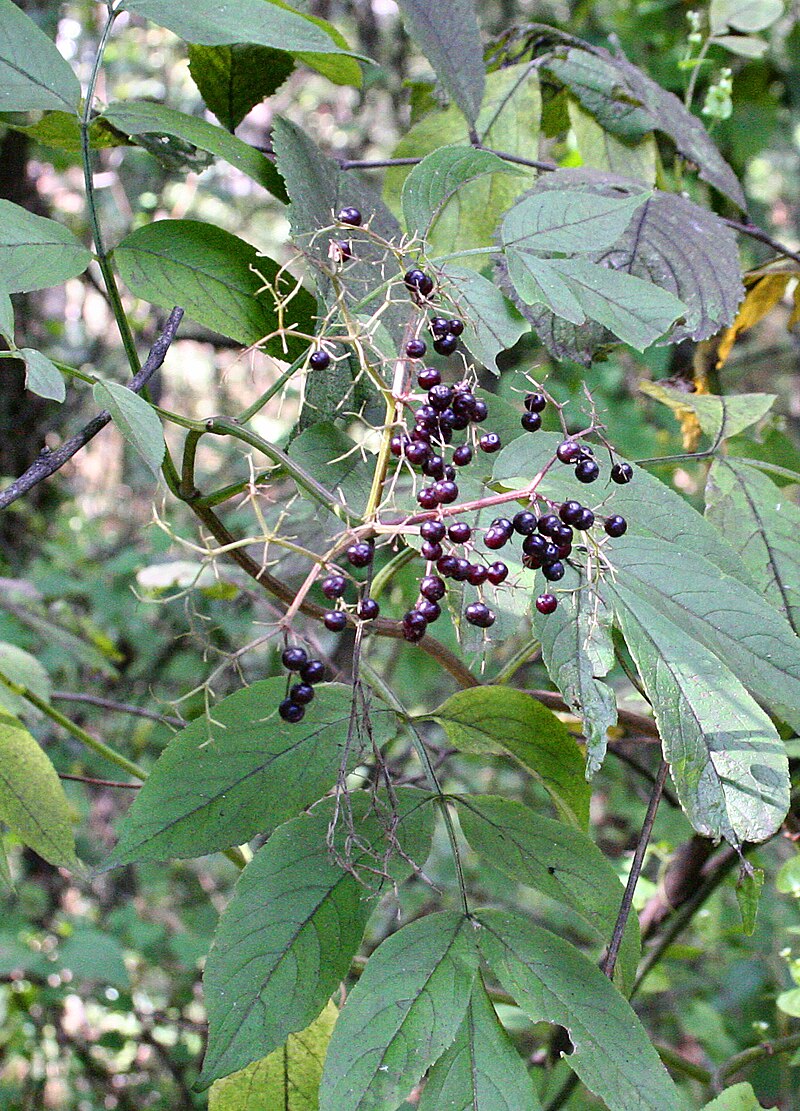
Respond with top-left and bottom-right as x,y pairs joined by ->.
209,1001 -> 338,1111
287,424 -> 372,515
534,564 -> 616,776
0,838 -> 11,891
188,44 -> 295,130
10,111 -> 128,153
430,687 -> 590,828
501,187 -> 650,256
777,986 -> 800,1016
735,867 -> 764,935
394,0 -> 485,127
0,201 -> 92,294
706,458 -> 800,634
402,144 -> 522,237
92,379 -> 166,477
58,927 -> 130,990
0,643 -> 52,719
641,383 -> 776,444
319,911 -> 479,1111
19,348 -> 65,403
610,588 -> 789,845
113,219 -> 314,353
439,266 -> 527,372
0,711 -> 78,868
710,0 -> 783,34
476,910 -> 681,1111
607,534 -> 800,737
711,34 -> 769,57
703,1082 -> 777,1110
0,0 -> 81,113
199,789 -> 434,1086
455,796 -> 640,992
102,101 -> 288,203
102,681 -> 399,868
776,854 -> 800,895
567,97 -> 657,183
417,976 -> 541,1111
0,292 -> 13,341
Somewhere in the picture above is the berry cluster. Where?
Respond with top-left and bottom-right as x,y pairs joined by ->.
321,538 -> 378,632
279,647 -> 326,723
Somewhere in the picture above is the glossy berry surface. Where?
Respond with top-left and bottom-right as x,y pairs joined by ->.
434,480 -> 459,504
448,521 -> 472,543
420,520 -> 446,543
611,462 -> 634,484
324,610 -> 347,632
513,510 -> 538,535
575,507 -> 595,531
467,563 -> 489,586
556,441 -> 581,464
406,338 -> 427,358
417,367 -> 441,389
420,575 -> 446,601
437,554 -> 459,577
290,682 -> 315,705
523,534 -> 547,557
421,540 -> 443,562
404,441 -> 429,466
559,501 -> 583,526
521,412 -> 542,432
451,558 -> 471,582
402,610 -> 428,641
484,528 -> 507,550
430,317 -> 450,337
433,334 -> 458,356
479,433 -> 501,454
416,598 -> 441,622
465,602 -> 496,628
575,458 -> 600,483
428,384 -> 454,411
524,392 -> 547,413
491,517 -> 514,536
536,593 -> 558,614
404,268 -> 427,289
418,487 -> 438,509
337,206 -> 362,226
447,318 -> 464,336
347,542 -> 374,568
471,399 -> 488,422
321,574 -> 346,599
453,444 -> 473,467
309,349 -> 331,370
300,659 -> 325,684
605,514 -> 628,537
542,561 -> 565,581
279,699 -> 305,724
487,561 -> 508,585
358,597 -> 380,620
538,514 -> 561,536
281,647 -> 308,671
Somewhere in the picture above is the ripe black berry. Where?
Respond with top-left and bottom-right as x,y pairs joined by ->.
479,433 -> 501,453
552,523 -> 573,545
451,558 -> 471,581
604,514 -> 628,537
421,454 -> 444,479
437,554 -> 459,577
418,487 -> 438,509
338,206 -> 362,226
448,521 -> 472,543
405,441 -> 429,466
465,602 -> 496,628
402,609 -> 428,641
449,411 -> 469,431
290,682 -> 315,705
321,574 -> 346,599
411,426 -> 432,444
538,513 -> 561,536
434,479 -> 458,503
521,412 -> 542,432
559,501 -> 583,526
324,610 -> 347,632
390,435 -> 405,457
611,462 -> 633,485
300,659 -> 325,684
513,510 -> 538,535
405,268 -> 427,289
430,317 -> 450,337
471,399 -> 488,422
556,441 -> 581,464
417,367 -> 441,389
452,444 -> 473,467
542,542 -> 560,562
486,561 -> 508,585
542,561 -> 565,581
420,575 -> 446,601
428,384 -> 454,411
575,507 -> 595,531
309,349 -> 331,370
491,517 -> 513,535
447,318 -> 464,336
467,564 -> 489,586
332,238 -> 353,260
282,647 -> 308,671
358,597 -> 380,620
406,338 -> 426,358
420,520 -> 446,543
433,334 -> 458,356
416,404 -> 438,425
279,699 -> 305,723
575,458 -> 600,483
523,534 -> 547,557
416,599 -> 441,622
484,528 -> 507,550
421,540 -> 443,562
347,541 -> 374,568
536,593 -> 558,614
524,393 -> 547,413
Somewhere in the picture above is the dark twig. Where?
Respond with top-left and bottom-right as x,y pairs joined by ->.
58,773 -> 140,789
0,306 -> 184,511
51,691 -> 184,729
723,218 -> 800,268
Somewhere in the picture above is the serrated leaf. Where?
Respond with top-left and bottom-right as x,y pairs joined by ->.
0,711 -> 78,868
476,910 -> 680,1111
209,1001 -> 338,1111
114,219 -> 314,353
188,44 -> 295,130
102,101 -> 288,202
609,587 -> 788,845
501,187 -> 650,256
199,789 -> 434,1086
640,382 -> 776,445
0,643 -> 52,719
319,911 -> 480,1111
102,681 -> 399,868
542,44 -> 745,209
417,976 -> 541,1111
439,265 -> 527,372
0,292 -> 13,341
706,458 -> 800,634
0,201 -> 92,294
455,796 -> 640,992
567,96 -> 657,183
19,348 -> 65,403
430,687 -> 590,828
703,1081 -> 778,1110
395,0 -> 485,126
534,564 -> 616,776
710,0 -> 783,34
716,273 -> 792,368
0,0 -> 81,113
92,379 -> 165,477
402,145 -> 522,237
735,867 -> 764,935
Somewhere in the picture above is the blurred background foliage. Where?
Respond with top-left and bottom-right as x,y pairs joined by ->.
0,1 -> 799,1107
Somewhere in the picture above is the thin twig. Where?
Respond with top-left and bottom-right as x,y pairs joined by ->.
51,691 -> 184,728
0,307 -> 184,511
724,219 -> 800,268
58,773 -> 140,789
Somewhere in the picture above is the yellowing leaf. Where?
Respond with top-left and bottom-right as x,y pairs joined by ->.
716,272 -> 791,368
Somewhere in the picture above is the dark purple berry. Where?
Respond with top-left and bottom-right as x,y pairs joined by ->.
358,597 -> 380,620
433,334 -> 458,356
279,699 -> 305,723
402,609 -> 428,641
437,554 -> 459,577
467,564 -> 489,586
390,435 -> 405,457
522,553 -> 543,570
513,511 -> 538,535
309,349 -> 331,370
434,479 -> 459,504
447,318 -> 464,336
428,384 -> 454,412
421,540 -> 443,562
451,558 -> 471,582
479,433 -> 501,454
556,441 -> 581,464
450,411 -> 470,431
405,440 -> 429,466
486,561 -> 509,585
605,515 -> 628,537
300,659 -> 325,684
556,541 -> 572,558
465,602 -> 496,628
338,206 -> 362,226
418,486 -> 439,509
406,338 -> 426,358
436,422 -> 453,444
420,575 -> 446,601
416,598 -> 441,622
484,528 -> 507,550
332,238 -> 353,259
523,534 -> 547,557
471,399 -> 488,422
443,464 -> 456,481
542,542 -> 560,562
290,682 -> 315,705
521,412 -> 542,432
430,316 -> 450,337
347,541 -> 374,568
417,367 -> 441,390
542,561 -> 565,582
552,523 -> 573,545
416,404 -> 438,425
524,392 -> 547,413
575,508 -> 595,531
559,500 -> 583,526
536,593 -> 558,615
282,647 -> 308,671
453,444 -> 473,467
404,268 -> 427,290
420,520 -> 446,543
575,458 -> 600,484
452,393 -> 475,419
538,514 -> 561,536
491,517 -> 513,537
321,574 -> 346,599
324,610 -> 347,632
448,522 -> 472,544
611,462 -> 634,485
423,454 -> 445,479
